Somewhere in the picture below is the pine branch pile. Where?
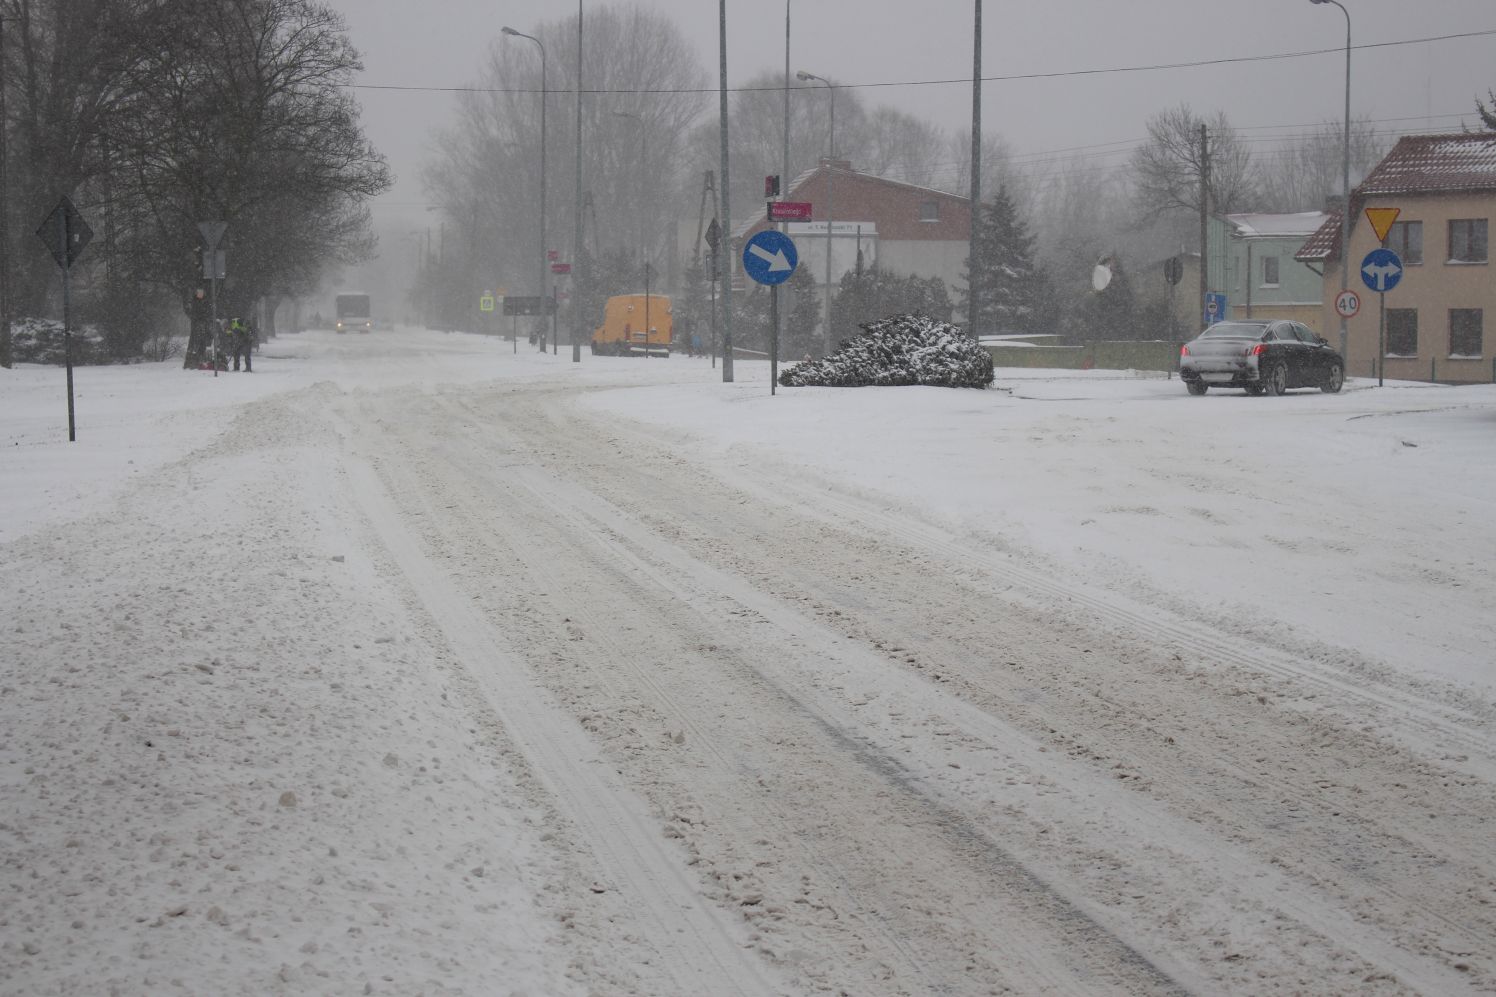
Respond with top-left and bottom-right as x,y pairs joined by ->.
779,314 -> 994,389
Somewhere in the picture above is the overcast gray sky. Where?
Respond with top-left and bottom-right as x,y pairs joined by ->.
328,0 -> 1494,226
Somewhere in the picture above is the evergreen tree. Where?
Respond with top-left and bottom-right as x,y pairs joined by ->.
831,266 -> 953,346
1479,89 -> 1496,130
961,186 -> 1049,335
783,266 -> 821,360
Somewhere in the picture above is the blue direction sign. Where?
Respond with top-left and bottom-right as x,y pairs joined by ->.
742,229 -> 798,286
1203,292 -> 1227,326
1360,248 -> 1403,293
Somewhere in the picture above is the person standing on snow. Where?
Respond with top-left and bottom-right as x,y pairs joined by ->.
229,317 -> 253,372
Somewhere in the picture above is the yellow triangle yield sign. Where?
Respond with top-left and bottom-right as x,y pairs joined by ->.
1365,207 -> 1401,244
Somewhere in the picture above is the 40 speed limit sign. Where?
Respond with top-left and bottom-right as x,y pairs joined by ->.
1334,289 -> 1361,319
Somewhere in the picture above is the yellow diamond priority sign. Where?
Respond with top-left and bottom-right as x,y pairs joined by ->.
1364,207 -> 1401,245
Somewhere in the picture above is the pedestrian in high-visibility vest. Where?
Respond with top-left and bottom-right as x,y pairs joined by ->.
229,318 -> 253,372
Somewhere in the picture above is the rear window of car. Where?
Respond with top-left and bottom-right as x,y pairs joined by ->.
1200,323 -> 1267,339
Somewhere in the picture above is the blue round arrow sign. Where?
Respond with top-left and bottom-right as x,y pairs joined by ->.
1360,248 -> 1403,293
742,230 -> 798,286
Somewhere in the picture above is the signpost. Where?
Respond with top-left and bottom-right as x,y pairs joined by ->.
742,229 -> 798,395
35,196 -> 93,440
1163,256 -> 1183,340
1360,247 -> 1402,387
197,221 -> 228,377
705,218 -> 721,369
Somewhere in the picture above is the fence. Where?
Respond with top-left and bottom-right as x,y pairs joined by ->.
984,340 -> 1181,373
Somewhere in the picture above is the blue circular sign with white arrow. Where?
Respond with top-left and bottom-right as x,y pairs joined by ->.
742,229 -> 798,286
1360,248 -> 1403,293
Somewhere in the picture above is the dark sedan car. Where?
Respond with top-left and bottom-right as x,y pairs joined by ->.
1179,320 -> 1344,396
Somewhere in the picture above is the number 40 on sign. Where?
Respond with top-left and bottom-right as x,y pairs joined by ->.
1334,289 -> 1360,319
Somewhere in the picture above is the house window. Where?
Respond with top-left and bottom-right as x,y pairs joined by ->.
1260,255 -> 1279,286
1387,220 -> 1423,264
1448,219 -> 1488,263
1449,309 -> 1483,357
1386,309 -> 1418,357
919,200 -> 939,222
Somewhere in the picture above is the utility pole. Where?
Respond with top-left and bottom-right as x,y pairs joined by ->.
969,0 -> 982,340
1198,123 -> 1210,325
572,0 -> 583,363
718,0 -> 733,381
0,15 -> 10,368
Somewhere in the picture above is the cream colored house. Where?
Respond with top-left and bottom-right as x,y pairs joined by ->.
1298,133 -> 1496,384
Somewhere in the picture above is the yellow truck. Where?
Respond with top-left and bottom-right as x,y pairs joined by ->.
591,293 -> 672,356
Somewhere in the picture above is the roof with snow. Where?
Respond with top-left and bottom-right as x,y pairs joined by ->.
1225,212 -> 1328,239
1356,132 -> 1496,196
1296,132 -> 1496,262
1295,211 -> 1343,262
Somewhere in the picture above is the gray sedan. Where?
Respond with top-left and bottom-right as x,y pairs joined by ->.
1179,320 -> 1344,396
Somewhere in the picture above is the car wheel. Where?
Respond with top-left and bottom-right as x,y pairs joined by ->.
1186,380 -> 1208,395
1321,362 -> 1344,393
1263,362 -> 1287,396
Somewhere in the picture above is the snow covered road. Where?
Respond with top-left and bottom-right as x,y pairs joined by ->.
3,328 -> 1494,994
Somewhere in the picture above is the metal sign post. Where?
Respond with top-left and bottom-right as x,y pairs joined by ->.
1360,248 -> 1403,388
198,222 -> 227,377
742,229 -> 799,395
35,196 -> 93,442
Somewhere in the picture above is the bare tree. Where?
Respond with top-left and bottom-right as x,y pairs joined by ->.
682,69 -> 869,229
860,107 -> 948,189
103,0 -> 388,365
424,2 -> 708,312
1130,104 -> 1255,222
1477,89 -> 1496,130
1032,157 -> 1133,341
1255,118 -> 1386,213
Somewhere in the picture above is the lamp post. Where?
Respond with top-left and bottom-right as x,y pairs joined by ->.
572,1 -> 583,362
1311,0 -> 1351,364
610,110 -> 646,258
501,26 -> 549,352
797,69 -> 835,355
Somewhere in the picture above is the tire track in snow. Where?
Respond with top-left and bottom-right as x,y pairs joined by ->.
334,430 -> 786,996
369,388 -> 1189,995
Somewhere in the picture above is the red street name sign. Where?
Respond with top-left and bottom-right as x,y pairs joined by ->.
550,262 -> 572,274
767,201 -> 813,222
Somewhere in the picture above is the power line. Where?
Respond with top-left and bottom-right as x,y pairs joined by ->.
351,27 -> 1496,98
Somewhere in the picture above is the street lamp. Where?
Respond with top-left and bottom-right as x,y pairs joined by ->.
610,110 -> 646,257
572,2 -> 584,363
797,69 -> 835,355
1310,0 -> 1351,364
501,25 -> 550,352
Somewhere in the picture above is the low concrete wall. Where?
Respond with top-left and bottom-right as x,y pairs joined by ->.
985,340 -> 1181,373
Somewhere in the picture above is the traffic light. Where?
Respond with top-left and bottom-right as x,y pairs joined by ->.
765,174 -> 780,197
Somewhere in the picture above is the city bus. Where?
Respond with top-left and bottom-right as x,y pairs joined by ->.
335,292 -> 372,333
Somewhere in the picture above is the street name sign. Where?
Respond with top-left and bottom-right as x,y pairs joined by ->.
502,295 -> 557,316
767,201 -> 813,222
